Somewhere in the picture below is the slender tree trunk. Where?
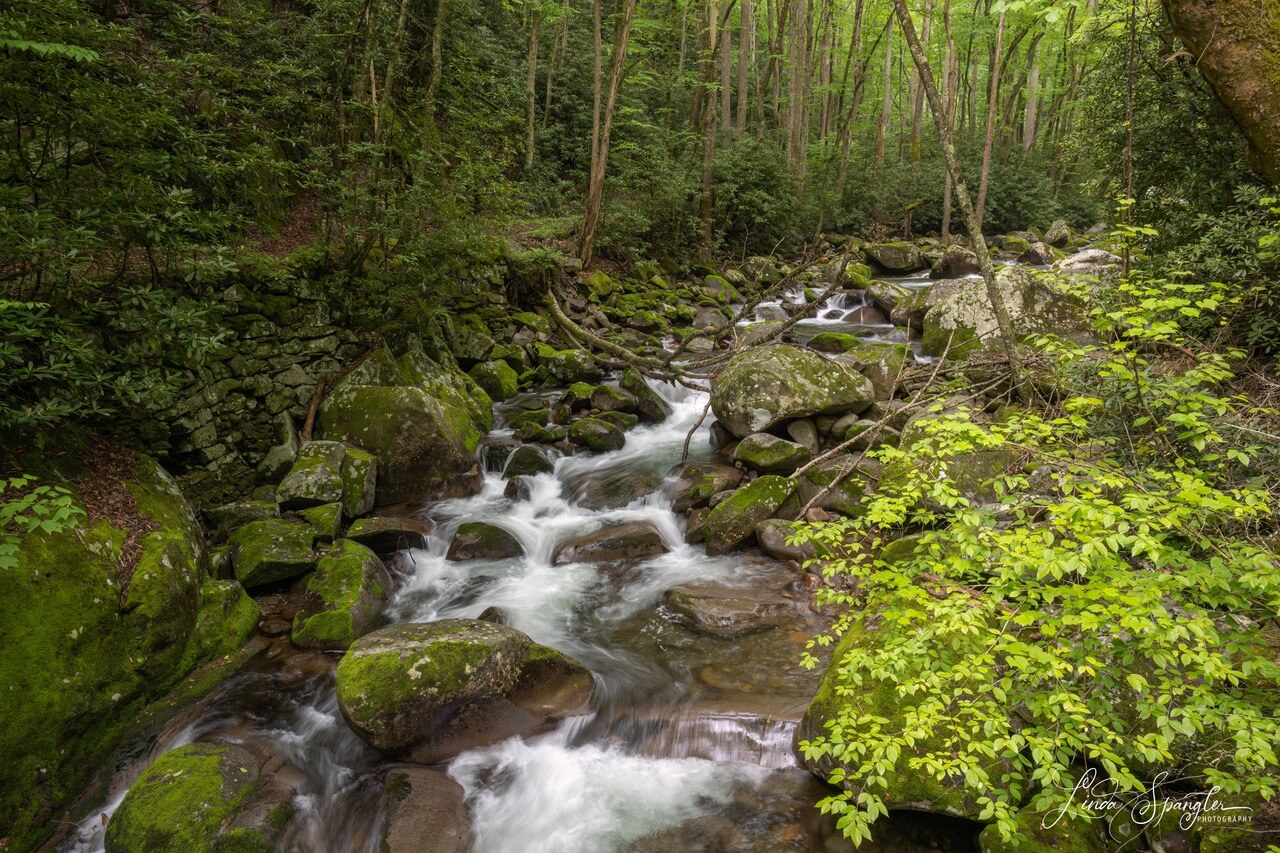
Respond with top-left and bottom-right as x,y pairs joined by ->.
377,0 -> 411,143
909,0 -> 932,162
542,0 -> 570,130
580,0 -> 638,266
1022,40 -> 1038,151
525,6 -> 542,170
588,0 -> 602,185
974,8 -> 1004,229
833,0 -> 867,198
890,0 -> 1022,397
720,11 -> 733,129
873,15 -> 892,168
940,0 -> 955,241
426,0 -> 447,110
736,0 -> 753,132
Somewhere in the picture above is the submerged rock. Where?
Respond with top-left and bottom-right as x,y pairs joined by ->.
503,445 -> 557,477
710,344 -> 874,439
335,620 -> 592,763
552,521 -> 668,565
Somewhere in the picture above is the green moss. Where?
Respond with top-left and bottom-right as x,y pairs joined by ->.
291,539 -> 388,650
104,743 -> 263,853
591,410 -> 639,431
978,808 -> 1104,852
569,417 -> 625,452
336,637 -> 494,728
229,519 -> 316,589
731,434 -> 812,474
339,447 -> 376,518
182,579 -> 260,669
807,332 -> 863,353
469,360 -> 519,401
702,475 -> 797,555
508,408 -> 549,430
298,502 -> 343,542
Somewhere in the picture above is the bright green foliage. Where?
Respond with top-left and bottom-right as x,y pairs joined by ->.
795,270 -> 1280,847
0,475 -> 84,570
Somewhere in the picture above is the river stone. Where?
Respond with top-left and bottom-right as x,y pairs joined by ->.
340,447 -> 377,518
755,519 -> 823,564
569,417 -> 625,452
592,410 -> 640,432
889,278 -> 972,329
731,433 -> 813,475
1054,248 -> 1121,276
276,440 -> 346,510
105,742 -> 294,853
806,331 -> 862,353
931,248 -> 980,279
571,469 -> 666,510
344,515 -> 432,554
662,584 -> 796,638
798,622 -> 986,818
671,463 -> 744,513
621,368 -> 672,423
866,280 -> 914,316
533,344 -> 604,384
468,359 -> 519,401
552,521 -> 668,565
1045,218 -> 1072,247
335,620 -> 592,763
514,423 -> 568,444
841,305 -> 888,324
447,522 -> 524,561
796,456 -> 874,517
1019,241 -> 1058,266
291,539 -> 392,650
590,384 -> 638,412
229,518 -> 316,589
380,768 -> 472,853
786,418 -> 820,453
710,344 -> 874,439
318,344 -> 490,505
504,445 -> 556,477
831,342 -> 908,402
507,407 -> 549,430
865,241 -> 926,273
738,319 -> 786,346
702,475 -> 797,555
504,476 -> 532,502
920,265 -> 1089,358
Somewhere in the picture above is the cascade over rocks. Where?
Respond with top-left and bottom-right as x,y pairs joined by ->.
335,619 -> 592,763
710,344 -> 875,439
552,521 -> 668,565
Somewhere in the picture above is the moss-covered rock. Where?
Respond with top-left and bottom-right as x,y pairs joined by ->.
795,456 -> 872,517
318,344 -> 490,505
702,475 -> 798,555
930,248 -> 980,279
513,423 -> 568,444
730,433 -> 813,474
339,446 -> 376,518
0,454 -> 209,849
865,242 -> 927,273
585,269 -> 620,301
104,742 -> 294,853
551,521 -> 668,565
532,343 -> 604,384
298,502 -> 343,542
447,313 -> 496,363
806,332 -> 863,353
590,384 -> 638,412
710,344 -> 874,438
229,518 -> 316,589
568,417 -> 625,452
671,463 -> 743,513
920,266 -> 1089,358
888,279 -> 971,329
204,500 -> 277,543
503,445 -> 557,477
620,368 -> 672,424
335,619 -> 592,763
344,515 -> 432,554
275,440 -> 346,510
469,359 -> 520,402
447,521 -> 524,561
977,807 -> 1105,852
291,539 -> 391,650
591,410 -> 639,431
507,407 -> 550,430
832,342 -> 908,402
183,579 -> 261,667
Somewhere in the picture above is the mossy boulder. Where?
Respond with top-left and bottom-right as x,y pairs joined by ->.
755,518 -> 822,563
340,447 -> 376,518
344,515 -> 432,554
469,360 -> 520,402
229,519 -> 316,589
930,248 -> 980,279
585,269 -> 620,301
298,502 -> 343,542
183,579 -> 261,667
551,521 -> 668,565
831,342 -> 908,402
806,331 -> 863,353
866,279 -> 914,315
710,344 -> 874,439
204,499 -> 277,543
447,313 -> 496,363
795,456 -> 873,517
533,343 -> 604,384
977,807 -> 1105,853
0,454 -> 210,849
447,522 -> 524,561
291,539 -> 392,650
513,423 -> 568,444
621,369 -> 675,423
590,384 -> 638,412
1044,219 -> 1072,248
507,407 -> 550,430
591,410 -> 639,431
865,241 -> 927,273
730,433 -> 812,474
104,742 -> 293,853
335,619 -> 593,763
920,266 -> 1089,358
671,462 -> 743,513
702,475 -> 798,555
568,417 -> 625,452
318,344 -> 490,505
503,445 -> 557,477
275,440 -> 346,510
888,279 -> 972,330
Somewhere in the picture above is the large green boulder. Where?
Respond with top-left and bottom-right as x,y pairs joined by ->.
447,521 -> 524,561
275,440 -> 346,510
469,360 -> 519,402
710,344 -> 874,439
105,742 -> 295,853
182,579 -> 260,667
447,313 -> 496,363
920,266 -> 1089,358
335,620 -> 593,763
888,278 -> 972,329
865,242 -> 927,273
568,417 -> 625,452
795,455 -> 873,517
533,344 -> 604,384
831,342 -> 908,402
0,454 -> 210,849
730,433 -> 812,474
318,344 -> 491,505
229,518 -> 316,589
291,539 -> 392,650
702,475 -> 798,555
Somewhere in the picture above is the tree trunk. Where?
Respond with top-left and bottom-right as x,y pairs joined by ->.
874,16 -> 892,168
721,10 -> 734,129
1162,0 -> 1280,184
543,0 -> 570,130
890,0 -> 1023,397
736,0 -> 753,131
525,6 -> 542,171
588,0 -> 602,186
580,0 -> 639,267
974,8 -> 1004,229
1022,40 -> 1038,152
426,0 -> 447,110
940,0 -> 955,241
910,0 -> 932,162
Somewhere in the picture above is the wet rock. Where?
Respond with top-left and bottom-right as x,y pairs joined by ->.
105,742 -> 296,853
504,476 -> 532,502
291,539 -> 392,650
841,305 -> 888,324
344,515 -> 432,554
684,508 -> 710,543
504,445 -> 556,477
230,519 -> 317,589
590,384 -> 638,412
552,521 -> 668,565
335,619 -> 592,763
533,343 -> 604,384
866,279 -> 914,315
662,584 -> 797,638
702,476 -> 798,555
381,768 -> 472,853
569,417 -> 625,452
514,423 -> 568,444
571,469 -> 666,510
671,464 -> 743,513
865,242 -> 927,273
621,368 -> 673,424
592,410 -> 640,432
507,407 -> 550,430
755,519 -> 820,563
731,433 -> 813,475
468,359 -> 519,401
710,344 -> 874,439
931,247 -> 981,279
805,331 -> 861,353
478,606 -> 512,625
447,522 -> 524,561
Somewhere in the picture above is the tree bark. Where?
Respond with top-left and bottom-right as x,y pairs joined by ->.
525,5 -> 542,171
873,16 -> 892,168
426,0 -> 447,110
736,0 -> 753,131
579,0 -> 638,266
890,0 -> 1023,398
974,8 -> 1004,229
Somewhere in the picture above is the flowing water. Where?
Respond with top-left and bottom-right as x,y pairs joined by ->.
62,378 -> 979,852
